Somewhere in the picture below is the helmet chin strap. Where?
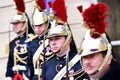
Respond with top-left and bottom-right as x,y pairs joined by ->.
54,31 -> 71,55
59,30 -> 71,53
90,43 -> 112,76
39,21 -> 49,37
45,21 -> 50,30
20,25 -> 26,32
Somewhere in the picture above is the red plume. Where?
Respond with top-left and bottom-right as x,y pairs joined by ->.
48,2 -> 52,8
36,0 -> 46,10
77,5 -> 83,13
82,2 -> 108,38
13,0 -> 25,13
52,0 -> 67,22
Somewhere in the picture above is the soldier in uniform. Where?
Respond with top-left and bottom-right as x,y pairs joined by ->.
42,0 -> 89,80
5,0 -> 34,80
42,25 -> 90,80
27,0 -> 51,80
78,2 -> 120,80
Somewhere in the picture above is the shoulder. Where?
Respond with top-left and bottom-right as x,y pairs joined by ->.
42,54 -> 56,65
100,60 -> 120,80
69,51 -> 77,59
110,60 -> 120,70
10,37 -> 19,45
25,34 -> 37,43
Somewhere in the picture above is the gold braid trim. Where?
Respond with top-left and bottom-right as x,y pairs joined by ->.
43,52 -> 55,62
14,53 -> 27,64
17,49 -> 27,55
64,68 -> 85,78
74,70 -> 86,80
14,40 -> 27,65
15,40 -> 28,55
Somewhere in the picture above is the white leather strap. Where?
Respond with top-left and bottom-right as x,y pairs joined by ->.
33,39 -> 49,62
12,65 -> 26,71
34,69 -> 39,75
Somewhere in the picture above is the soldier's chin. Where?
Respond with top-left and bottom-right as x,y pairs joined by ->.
51,48 -> 59,52
87,69 -> 98,76
16,31 -> 22,34
52,50 -> 59,53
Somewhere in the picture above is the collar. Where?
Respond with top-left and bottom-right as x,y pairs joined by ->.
16,31 -> 26,38
56,54 -> 66,60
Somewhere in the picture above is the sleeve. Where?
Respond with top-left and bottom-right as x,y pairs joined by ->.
27,42 -> 34,80
5,42 -> 14,78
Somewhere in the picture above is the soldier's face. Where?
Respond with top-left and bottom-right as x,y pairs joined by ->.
12,22 -> 25,34
82,52 -> 104,76
33,23 -> 47,36
49,36 -> 65,53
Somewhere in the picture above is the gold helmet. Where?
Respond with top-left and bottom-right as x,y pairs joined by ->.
32,0 -> 48,25
47,24 -> 69,38
32,8 -> 48,25
80,30 -> 111,57
10,0 -> 26,24
10,13 -> 26,24
78,2 -> 112,73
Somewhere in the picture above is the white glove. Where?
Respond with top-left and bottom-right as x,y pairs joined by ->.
5,77 -> 12,80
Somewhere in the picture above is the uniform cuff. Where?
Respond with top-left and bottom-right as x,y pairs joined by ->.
5,77 -> 12,80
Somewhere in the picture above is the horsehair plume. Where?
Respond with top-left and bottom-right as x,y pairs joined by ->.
13,0 -> 25,13
48,1 -> 52,8
82,2 -> 109,38
52,0 -> 67,22
77,5 -> 83,13
36,0 -> 46,10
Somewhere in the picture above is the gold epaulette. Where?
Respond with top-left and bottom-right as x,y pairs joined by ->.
36,52 -> 54,63
64,68 -> 86,79
43,52 -> 55,62
25,34 -> 37,42
5,43 -> 10,53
